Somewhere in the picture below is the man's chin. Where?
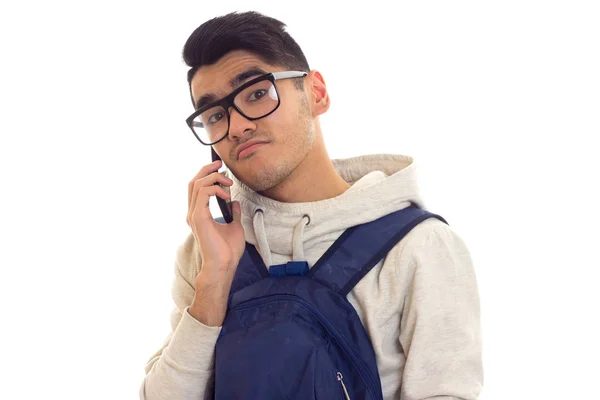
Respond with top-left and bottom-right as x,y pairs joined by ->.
242,168 -> 287,193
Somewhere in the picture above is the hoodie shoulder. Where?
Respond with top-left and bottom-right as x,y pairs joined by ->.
385,215 -> 475,284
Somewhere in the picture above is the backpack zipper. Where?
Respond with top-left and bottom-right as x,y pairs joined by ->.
337,372 -> 351,400
229,294 -> 380,399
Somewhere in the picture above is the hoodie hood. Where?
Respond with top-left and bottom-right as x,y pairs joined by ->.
228,154 -> 426,268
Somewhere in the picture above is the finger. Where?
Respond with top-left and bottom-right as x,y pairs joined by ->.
189,173 -> 232,215
188,160 -> 222,209
200,172 -> 234,188
189,170 -> 233,211
189,184 -> 230,223
188,184 -> 231,225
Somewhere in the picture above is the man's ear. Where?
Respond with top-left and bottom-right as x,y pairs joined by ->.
307,70 -> 330,117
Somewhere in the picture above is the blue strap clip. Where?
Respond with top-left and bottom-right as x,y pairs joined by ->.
269,261 -> 309,277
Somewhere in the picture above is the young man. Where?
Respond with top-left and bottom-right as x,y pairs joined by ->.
140,11 -> 483,400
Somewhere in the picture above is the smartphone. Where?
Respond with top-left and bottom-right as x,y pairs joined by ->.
211,147 -> 234,223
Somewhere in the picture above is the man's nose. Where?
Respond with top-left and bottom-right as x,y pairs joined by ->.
227,107 -> 256,140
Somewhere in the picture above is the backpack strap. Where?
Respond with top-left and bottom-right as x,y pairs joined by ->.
307,204 -> 448,296
222,204 -> 447,300
230,243 -> 269,295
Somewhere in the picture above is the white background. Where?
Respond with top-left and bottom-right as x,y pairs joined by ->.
1,1 -> 599,399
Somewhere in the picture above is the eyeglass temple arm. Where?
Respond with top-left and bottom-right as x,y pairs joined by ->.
272,71 -> 308,80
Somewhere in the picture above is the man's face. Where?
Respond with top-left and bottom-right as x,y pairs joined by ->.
190,50 -> 316,193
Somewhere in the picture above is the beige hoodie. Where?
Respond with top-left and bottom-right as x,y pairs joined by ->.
140,154 -> 483,400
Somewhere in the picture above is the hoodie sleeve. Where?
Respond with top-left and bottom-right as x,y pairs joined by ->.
139,235 -> 221,400
398,221 -> 484,400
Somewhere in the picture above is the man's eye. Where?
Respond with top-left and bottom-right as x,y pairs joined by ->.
208,112 -> 225,125
248,89 -> 267,101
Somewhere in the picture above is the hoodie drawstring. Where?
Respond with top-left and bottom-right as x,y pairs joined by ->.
252,209 -> 310,267
292,214 -> 310,262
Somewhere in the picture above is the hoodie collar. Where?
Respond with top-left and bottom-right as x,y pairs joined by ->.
229,154 -> 425,266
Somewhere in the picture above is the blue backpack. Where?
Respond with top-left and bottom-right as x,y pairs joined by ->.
213,204 -> 447,399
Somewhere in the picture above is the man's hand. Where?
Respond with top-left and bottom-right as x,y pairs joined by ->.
186,159 -> 245,326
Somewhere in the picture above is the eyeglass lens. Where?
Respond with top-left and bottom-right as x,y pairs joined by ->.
191,80 -> 279,144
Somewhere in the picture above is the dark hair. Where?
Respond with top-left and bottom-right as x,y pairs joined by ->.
182,11 -> 310,106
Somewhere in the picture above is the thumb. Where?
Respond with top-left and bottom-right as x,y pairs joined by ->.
232,201 -> 242,224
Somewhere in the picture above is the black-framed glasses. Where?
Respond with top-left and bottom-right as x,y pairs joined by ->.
185,71 -> 308,145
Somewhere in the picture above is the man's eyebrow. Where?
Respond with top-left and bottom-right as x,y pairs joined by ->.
194,67 -> 268,110
229,67 -> 267,88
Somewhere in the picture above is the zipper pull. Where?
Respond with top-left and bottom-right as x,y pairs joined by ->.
336,372 -> 351,400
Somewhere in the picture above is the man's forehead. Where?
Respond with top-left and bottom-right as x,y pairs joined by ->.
192,64 -> 263,94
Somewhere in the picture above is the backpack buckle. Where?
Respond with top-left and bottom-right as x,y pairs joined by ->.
269,261 -> 309,277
